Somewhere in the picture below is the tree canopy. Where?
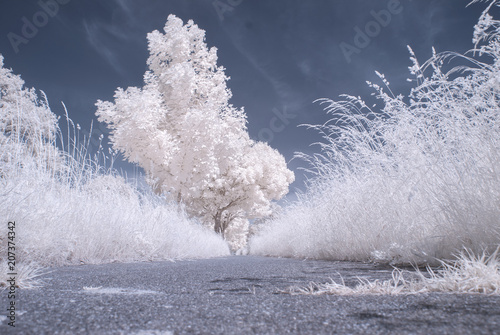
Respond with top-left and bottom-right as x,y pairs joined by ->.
96,15 -> 294,237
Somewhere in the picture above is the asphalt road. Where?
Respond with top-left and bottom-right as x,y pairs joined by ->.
1,256 -> 499,334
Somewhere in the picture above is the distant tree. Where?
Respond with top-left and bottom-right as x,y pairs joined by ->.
96,15 -> 294,238
0,55 -> 62,175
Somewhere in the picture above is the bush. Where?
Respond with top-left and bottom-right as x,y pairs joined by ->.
250,1 -> 500,265
0,55 -> 229,281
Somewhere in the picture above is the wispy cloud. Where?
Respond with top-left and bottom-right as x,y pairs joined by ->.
83,19 -> 127,77
82,0 -> 143,78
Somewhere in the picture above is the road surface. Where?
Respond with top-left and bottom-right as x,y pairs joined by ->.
1,256 -> 499,334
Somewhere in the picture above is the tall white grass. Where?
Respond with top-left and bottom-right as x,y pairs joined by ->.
0,55 -> 229,286
250,1 -> 500,265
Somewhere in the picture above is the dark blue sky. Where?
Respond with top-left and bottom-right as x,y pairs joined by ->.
0,0 -> 492,195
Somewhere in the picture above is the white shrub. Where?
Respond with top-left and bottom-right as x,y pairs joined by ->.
250,2 -> 500,265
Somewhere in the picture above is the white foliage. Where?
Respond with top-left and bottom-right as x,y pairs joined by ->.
0,55 -> 63,177
96,15 -> 294,238
0,56 -> 58,142
1,171 -> 230,266
0,55 -> 230,281
250,2 -> 500,265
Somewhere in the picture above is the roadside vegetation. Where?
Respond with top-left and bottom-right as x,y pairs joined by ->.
251,0 -> 500,294
0,54 -> 230,287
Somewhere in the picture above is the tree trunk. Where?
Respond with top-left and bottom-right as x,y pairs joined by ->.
214,211 -> 225,239
214,202 -> 236,239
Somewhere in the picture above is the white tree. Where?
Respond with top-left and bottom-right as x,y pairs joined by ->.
96,15 -> 294,238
